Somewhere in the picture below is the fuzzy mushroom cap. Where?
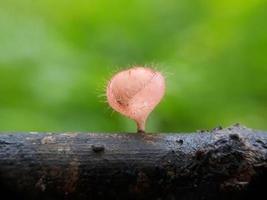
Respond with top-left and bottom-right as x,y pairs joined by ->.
106,67 -> 165,130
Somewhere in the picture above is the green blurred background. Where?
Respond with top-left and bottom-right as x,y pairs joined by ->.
0,0 -> 266,133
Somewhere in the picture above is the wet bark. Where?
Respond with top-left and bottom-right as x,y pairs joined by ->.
0,124 -> 266,200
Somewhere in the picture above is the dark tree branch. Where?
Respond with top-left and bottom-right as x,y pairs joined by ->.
0,124 -> 266,200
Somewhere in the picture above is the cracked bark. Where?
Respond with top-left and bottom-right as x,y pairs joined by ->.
0,124 -> 266,200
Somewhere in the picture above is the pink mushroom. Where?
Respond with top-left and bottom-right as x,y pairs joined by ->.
106,66 -> 165,133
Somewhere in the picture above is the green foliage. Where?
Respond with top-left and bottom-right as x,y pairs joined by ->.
0,0 -> 267,132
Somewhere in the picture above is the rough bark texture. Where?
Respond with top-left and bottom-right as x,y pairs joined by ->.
0,124 -> 266,200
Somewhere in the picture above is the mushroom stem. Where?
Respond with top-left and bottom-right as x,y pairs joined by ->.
136,120 -> 146,134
